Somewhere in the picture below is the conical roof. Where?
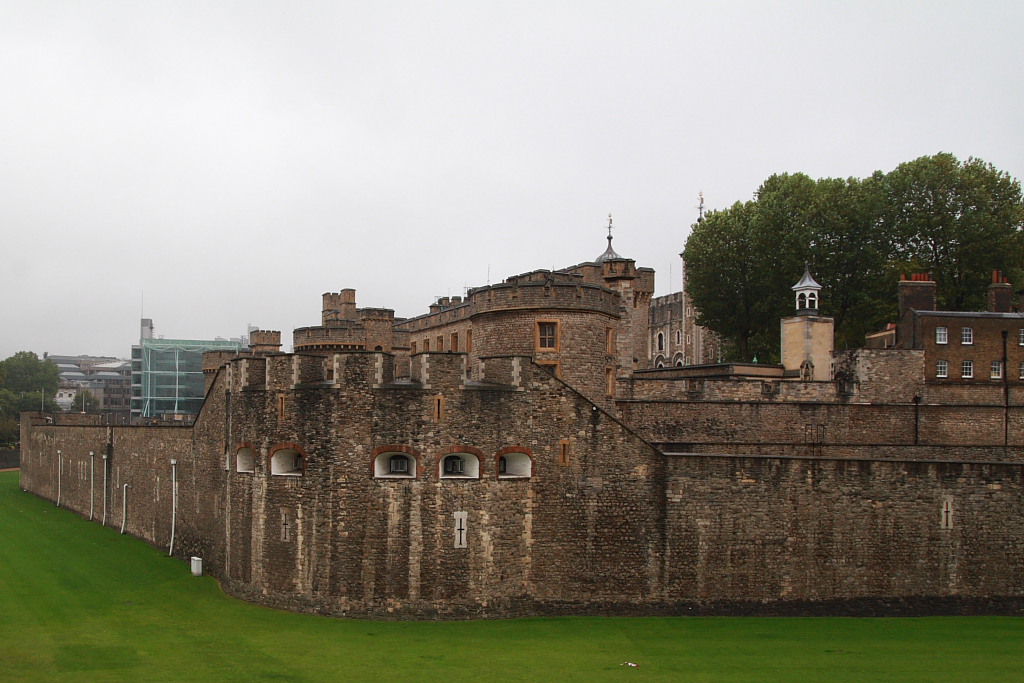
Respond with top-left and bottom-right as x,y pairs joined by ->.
792,264 -> 821,291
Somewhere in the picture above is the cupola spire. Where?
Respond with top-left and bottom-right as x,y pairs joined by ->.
792,263 -> 821,313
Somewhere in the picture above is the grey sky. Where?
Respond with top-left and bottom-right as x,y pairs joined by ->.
2,1 -> 1022,359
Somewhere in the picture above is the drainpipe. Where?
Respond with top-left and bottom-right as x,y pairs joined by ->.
1002,330 -> 1010,448
168,459 -> 178,556
120,484 -> 128,535
102,454 -> 108,526
56,450 -> 62,507
89,451 -> 95,520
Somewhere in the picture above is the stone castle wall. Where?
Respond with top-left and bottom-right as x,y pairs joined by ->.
20,348 -> 1024,618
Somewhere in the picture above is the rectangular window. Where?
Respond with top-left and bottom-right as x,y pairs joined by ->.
536,321 -> 559,351
936,360 -> 948,378
437,335 -> 444,352
606,367 -> 615,397
605,327 -> 615,355
450,332 -> 459,352
1019,361 -> 1024,380
1019,328 -> 1024,346
423,339 -> 429,352
558,439 -> 570,466
410,341 -> 417,354
961,327 -> 973,345
935,326 -> 948,344
991,361 -> 1003,379
962,360 -> 973,379
466,330 -> 472,353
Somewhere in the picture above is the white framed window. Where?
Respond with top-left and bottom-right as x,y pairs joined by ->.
1019,361 -> 1024,380
961,327 -> 973,345
935,326 -> 948,344
936,360 -> 948,378
374,452 -> 417,479
991,361 -> 1003,379
1019,328 -> 1024,346
961,360 -> 973,379
440,453 -> 480,479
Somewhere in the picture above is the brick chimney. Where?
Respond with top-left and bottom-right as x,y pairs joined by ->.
897,273 -> 937,317
988,270 -> 1013,312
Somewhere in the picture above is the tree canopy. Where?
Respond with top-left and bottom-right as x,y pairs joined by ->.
683,153 -> 1024,362
0,351 -> 61,447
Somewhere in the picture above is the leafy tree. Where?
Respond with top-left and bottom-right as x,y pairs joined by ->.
683,154 -> 1024,360
880,153 -> 1024,310
0,352 -> 60,447
0,351 -> 59,397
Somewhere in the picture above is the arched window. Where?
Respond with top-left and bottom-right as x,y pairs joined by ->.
498,451 -> 532,479
657,332 -> 664,351
236,446 -> 255,473
373,451 -> 417,479
270,447 -> 304,476
439,452 -> 480,479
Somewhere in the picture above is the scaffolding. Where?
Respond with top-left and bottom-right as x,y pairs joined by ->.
131,338 -> 241,419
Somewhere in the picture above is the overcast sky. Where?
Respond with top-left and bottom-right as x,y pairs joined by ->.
2,1 -> 1022,359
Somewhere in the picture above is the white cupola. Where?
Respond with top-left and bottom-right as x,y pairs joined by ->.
792,264 -> 821,314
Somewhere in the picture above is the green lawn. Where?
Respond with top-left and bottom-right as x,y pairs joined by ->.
0,470 -> 1020,682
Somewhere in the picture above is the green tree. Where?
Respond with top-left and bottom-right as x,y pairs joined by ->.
881,153 -> 1024,310
0,352 -> 61,447
0,351 -> 59,397
683,154 -> 1024,360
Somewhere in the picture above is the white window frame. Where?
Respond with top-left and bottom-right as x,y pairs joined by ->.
991,361 -> 1003,379
439,453 -> 480,479
1019,361 -> 1024,380
935,326 -> 948,344
374,452 -> 416,479
961,360 -> 973,379
936,360 -> 948,379
1019,328 -> 1024,346
961,327 -> 973,345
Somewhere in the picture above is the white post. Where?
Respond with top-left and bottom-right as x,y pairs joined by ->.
89,451 -> 95,520
56,450 -> 62,507
120,484 -> 128,534
102,454 -> 108,525
168,459 -> 178,556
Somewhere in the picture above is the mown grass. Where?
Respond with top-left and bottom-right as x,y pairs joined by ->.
0,470 -> 1020,682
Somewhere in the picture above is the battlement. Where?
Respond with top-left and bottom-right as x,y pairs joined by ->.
467,271 -> 619,317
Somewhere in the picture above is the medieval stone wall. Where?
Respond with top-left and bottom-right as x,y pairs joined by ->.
662,453 -> 1024,609
618,399 -> 1024,458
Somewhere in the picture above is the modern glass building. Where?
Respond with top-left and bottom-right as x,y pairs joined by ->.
130,319 -> 242,420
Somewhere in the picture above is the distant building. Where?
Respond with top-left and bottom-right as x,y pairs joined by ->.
130,319 -> 243,420
46,354 -> 132,413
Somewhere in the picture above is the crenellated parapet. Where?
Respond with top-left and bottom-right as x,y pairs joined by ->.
466,270 -> 620,318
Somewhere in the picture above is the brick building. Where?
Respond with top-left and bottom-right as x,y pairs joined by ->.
19,251 -> 1024,619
